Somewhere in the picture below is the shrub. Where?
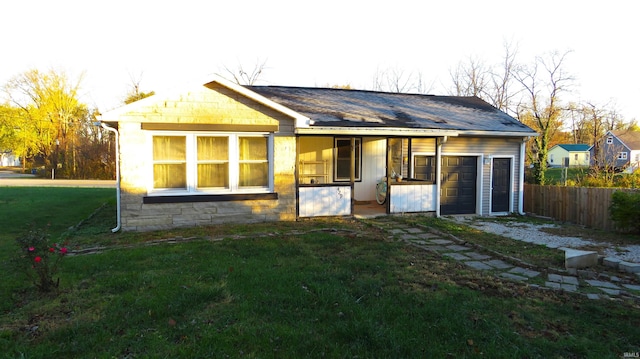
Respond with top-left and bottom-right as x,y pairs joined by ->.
609,190 -> 640,233
15,226 -> 68,292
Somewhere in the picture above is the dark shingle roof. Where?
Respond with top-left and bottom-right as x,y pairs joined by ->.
249,86 -> 536,134
612,130 -> 640,150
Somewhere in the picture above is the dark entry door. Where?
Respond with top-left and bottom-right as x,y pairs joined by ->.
440,156 -> 477,215
491,158 -> 511,212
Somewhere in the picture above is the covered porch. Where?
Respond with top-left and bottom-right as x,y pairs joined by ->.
295,128 -> 459,219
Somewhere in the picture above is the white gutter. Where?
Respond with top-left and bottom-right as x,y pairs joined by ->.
99,122 -> 121,232
518,137 -> 527,215
435,136 -> 447,217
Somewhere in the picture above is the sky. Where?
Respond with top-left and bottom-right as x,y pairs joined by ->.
1,0 -> 638,121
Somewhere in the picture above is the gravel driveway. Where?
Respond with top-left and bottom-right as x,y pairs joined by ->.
451,216 -> 640,264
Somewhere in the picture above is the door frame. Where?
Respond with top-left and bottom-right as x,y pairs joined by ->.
489,156 -> 514,214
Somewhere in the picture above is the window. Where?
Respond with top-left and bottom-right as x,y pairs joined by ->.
618,152 -> 628,160
606,136 -> 613,144
574,154 -> 578,161
334,138 -> 361,181
150,132 -> 272,194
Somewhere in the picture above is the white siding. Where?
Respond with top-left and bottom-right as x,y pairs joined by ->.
298,186 -> 351,217
389,184 -> 437,213
355,137 -> 386,201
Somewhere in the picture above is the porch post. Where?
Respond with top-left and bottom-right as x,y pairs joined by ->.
350,137 -> 355,215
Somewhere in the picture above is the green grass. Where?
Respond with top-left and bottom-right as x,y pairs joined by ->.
1,188 -> 639,358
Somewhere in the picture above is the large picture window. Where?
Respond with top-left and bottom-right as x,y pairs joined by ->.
150,132 -> 272,194
334,138 -> 361,181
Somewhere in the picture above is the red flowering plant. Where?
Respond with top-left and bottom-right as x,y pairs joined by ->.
15,226 -> 68,293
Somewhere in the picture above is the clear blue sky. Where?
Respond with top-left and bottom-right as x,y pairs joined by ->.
1,0 -> 638,121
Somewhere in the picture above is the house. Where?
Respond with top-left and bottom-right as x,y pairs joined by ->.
98,75 -> 538,231
547,144 -> 590,167
0,151 -> 20,167
590,130 -> 640,171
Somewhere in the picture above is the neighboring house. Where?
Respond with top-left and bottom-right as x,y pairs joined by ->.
590,130 -> 640,171
547,144 -> 590,167
98,75 -> 538,231
0,151 -> 20,167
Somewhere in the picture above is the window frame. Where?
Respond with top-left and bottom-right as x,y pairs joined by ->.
333,137 -> 362,182
618,152 -> 628,160
147,131 -> 274,196
606,136 -> 613,144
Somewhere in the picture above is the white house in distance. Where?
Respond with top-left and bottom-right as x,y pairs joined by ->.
547,144 -> 590,167
98,75 -> 538,231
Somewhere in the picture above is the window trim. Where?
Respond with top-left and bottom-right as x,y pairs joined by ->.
618,152 -> 628,160
146,131 -> 274,196
606,136 -> 613,144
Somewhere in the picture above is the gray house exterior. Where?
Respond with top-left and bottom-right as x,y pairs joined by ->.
590,130 -> 640,171
99,76 -> 538,231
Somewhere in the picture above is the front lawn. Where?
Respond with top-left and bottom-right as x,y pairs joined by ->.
1,188 -> 638,358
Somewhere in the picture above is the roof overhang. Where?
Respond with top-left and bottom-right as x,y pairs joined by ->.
457,130 -> 539,137
295,127 -> 461,137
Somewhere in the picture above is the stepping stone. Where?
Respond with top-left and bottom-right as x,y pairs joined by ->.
619,261 -> 640,273
400,234 -> 419,240
484,259 -> 513,269
389,229 -> 406,234
586,293 -> 600,300
444,252 -> 470,261
446,244 -> 471,252
416,233 -> 441,240
429,239 -> 454,245
560,276 -> 579,286
464,261 -> 493,270
500,272 -> 529,281
509,267 -> 540,278
406,228 -> 424,234
465,252 -> 492,260
560,284 -> 578,292
602,257 -> 621,269
622,283 -> 640,291
585,280 -> 620,289
545,281 -> 561,289
547,273 -> 563,283
423,245 -> 450,252
597,288 -> 620,296
564,248 -> 598,269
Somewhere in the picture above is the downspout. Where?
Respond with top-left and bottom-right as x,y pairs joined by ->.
435,136 -> 447,217
99,122 -> 121,232
518,137 -> 527,215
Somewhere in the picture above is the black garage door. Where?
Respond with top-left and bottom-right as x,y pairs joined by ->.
440,156 -> 477,215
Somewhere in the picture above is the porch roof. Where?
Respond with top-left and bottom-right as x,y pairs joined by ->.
249,86 -> 537,137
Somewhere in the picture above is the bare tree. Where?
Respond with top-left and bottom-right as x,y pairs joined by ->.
124,72 -> 155,104
223,58 -> 269,85
449,55 -> 488,97
372,66 -> 433,94
515,50 -> 574,184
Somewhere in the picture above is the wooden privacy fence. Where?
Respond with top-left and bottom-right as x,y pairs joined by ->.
523,184 -> 637,231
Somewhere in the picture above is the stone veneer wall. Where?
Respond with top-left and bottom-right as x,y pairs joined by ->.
115,84 -> 298,231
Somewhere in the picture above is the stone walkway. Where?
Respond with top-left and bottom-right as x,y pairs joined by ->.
369,217 -> 640,302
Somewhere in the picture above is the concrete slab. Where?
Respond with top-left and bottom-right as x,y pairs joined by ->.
619,261 -> 640,273
500,272 -> 529,281
586,293 -> 600,300
484,259 -> 513,269
548,273 -> 563,283
561,276 -> 579,286
443,253 -> 470,261
508,267 -> 540,278
564,248 -> 598,269
464,261 -> 493,270
389,229 -> 406,234
416,233 -> 441,240
560,284 -> 578,292
446,244 -> 471,252
400,234 -> 420,240
465,252 -> 492,260
585,280 -> 620,289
